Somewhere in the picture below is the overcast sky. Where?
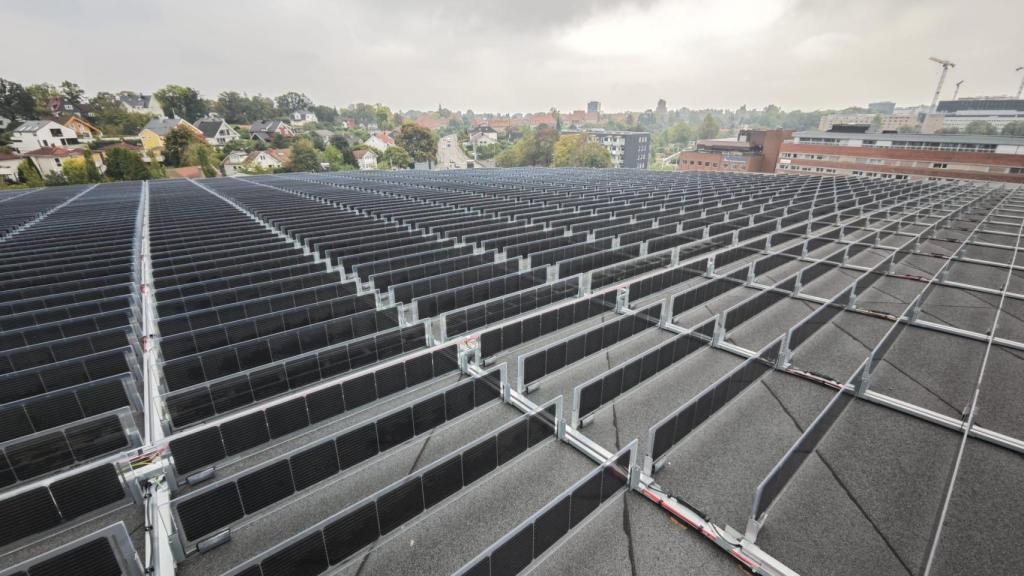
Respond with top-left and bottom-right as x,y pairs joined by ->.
5,0 -> 1023,113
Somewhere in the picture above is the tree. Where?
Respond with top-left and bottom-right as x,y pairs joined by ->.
495,127 -> 559,167
0,78 -> 36,122
287,138 -> 321,172
105,147 -> 152,180
328,136 -> 357,166
83,150 -> 102,182
934,127 -> 961,134
552,134 -> 611,168
322,144 -> 351,171
17,160 -> 43,187
61,157 -> 93,184
1001,121 -> 1024,137
59,81 -> 84,106
215,91 -> 249,123
89,92 -> 152,136
381,145 -> 413,169
375,105 -> 393,130
275,92 -> 312,115
311,104 -> 338,125
698,114 -> 720,139
25,83 -> 58,117
182,142 -> 219,177
395,122 -> 437,162
964,120 -> 998,135
153,85 -> 207,122
163,125 -> 202,167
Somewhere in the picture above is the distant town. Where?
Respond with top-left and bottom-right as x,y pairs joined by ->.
1,73 -> 1023,188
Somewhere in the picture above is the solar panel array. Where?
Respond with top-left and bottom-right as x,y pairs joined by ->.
3,169 -> 1022,576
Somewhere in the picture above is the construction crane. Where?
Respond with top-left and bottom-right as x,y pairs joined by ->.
929,56 -> 955,112
952,80 -> 963,100
1016,66 -> 1023,99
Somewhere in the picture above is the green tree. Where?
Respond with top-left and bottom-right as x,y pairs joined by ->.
287,138 -> 321,172
328,136 -> 357,166
83,150 -> 102,182
934,127 -> 961,134
215,91 -> 248,123
322,144 -> 352,170
153,85 -> 207,122
964,120 -> 998,135
375,105 -> 393,130
698,114 -> 720,139
43,172 -> 67,186
495,127 -> 559,167
552,134 -> 611,168
1001,121 -> 1024,137
0,78 -> 37,122
61,157 -> 93,184
89,92 -> 152,136
105,148 -> 152,180
25,83 -> 58,117
395,122 -> 437,162
59,81 -> 84,106
380,145 -> 412,169
275,92 -> 313,115
163,125 -> 202,167
17,159 -> 43,186
311,104 -> 338,125
182,142 -> 219,177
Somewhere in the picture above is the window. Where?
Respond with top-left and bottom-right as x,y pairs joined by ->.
932,163 -> 947,169
1010,167 -> 1024,174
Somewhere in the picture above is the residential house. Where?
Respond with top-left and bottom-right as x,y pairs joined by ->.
9,120 -> 80,154
21,146 -> 103,178
223,149 -> 290,175
353,149 -> 378,170
118,93 -> 164,118
94,142 -> 148,164
363,131 -> 394,152
290,110 -> 318,126
139,118 -> 202,161
469,126 -> 498,147
312,130 -> 335,145
249,120 -> 295,143
194,117 -> 241,147
0,152 -> 22,183
165,166 -> 204,180
56,114 -> 103,143
413,114 -> 447,131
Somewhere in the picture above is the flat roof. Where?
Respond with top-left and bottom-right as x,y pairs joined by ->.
793,130 -> 1024,146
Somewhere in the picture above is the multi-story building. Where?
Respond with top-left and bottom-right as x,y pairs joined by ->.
587,101 -> 601,114
677,129 -> 793,174
818,112 -> 919,132
776,131 -> 1024,183
564,128 -> 649,169
817,113 -> 875,131
868,101 -> 896,114
922,97 -> 1024,133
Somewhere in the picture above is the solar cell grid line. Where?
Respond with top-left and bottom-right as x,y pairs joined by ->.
729,186 -> 1022,549
452,442 -> 635,576
0,458 -> 131,550
159,323 -> 428,429
168,368 -> 505,549
216,396 -> 560,576
164,342 -> 460,479
0,521 -> 144,576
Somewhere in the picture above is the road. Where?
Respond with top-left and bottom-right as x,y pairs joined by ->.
435,134 -> 494,169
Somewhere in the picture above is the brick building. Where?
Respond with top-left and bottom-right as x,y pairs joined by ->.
776,131 -> 1024,183
677,129 -> 793,174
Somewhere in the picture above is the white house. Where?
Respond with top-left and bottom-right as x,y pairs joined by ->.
470,126 -> 499,147
249,120 -> 295,143
194,117 -> 241,147
363,131 -> 394,153
353,149 -> 378,170
21,146 -> 102,178
9,120 -> 81,154
290,110 -> 318,126
118,93 -> 164,118
0,152 -> 22,183
223,149 -> 290,175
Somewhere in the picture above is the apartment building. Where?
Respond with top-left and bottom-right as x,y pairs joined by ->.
565,129 -> 649,169
777,131 -> 1024,183
678,129 -> 793,174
